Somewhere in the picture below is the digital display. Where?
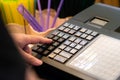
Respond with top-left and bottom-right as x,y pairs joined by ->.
90,17 -> 108,26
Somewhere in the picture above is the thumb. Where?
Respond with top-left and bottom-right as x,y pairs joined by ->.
19,47 -> 43,66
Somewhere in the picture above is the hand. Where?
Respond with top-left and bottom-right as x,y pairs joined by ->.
27,24 -> 56,37
11,33 -> 52,66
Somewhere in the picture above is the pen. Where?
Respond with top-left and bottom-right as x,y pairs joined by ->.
17,4 -> 43,32
46,0 -> 51,30
37,0 -> 45,30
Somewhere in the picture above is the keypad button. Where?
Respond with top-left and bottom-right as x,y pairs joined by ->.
62,34 -> 70,39
64,28 -> 70,32
70,43 -> 77,48
86,35 -> 94,40
64,40 -> 71,45
43,50 -> 50,55
69,36 -> 76,41
73,26 -> 80,30
59,51 -> 72,58
64,46 -> 72,52
70,48 -> 78,54
54,48 -> 62,54
74,38 -> 82,43
37,44 -> 43,47
53,36 -> 59,41
75,31 -> 82,37
91,31 -> 98,36
75,44 -> 82,50
58,32 -> 65,37
52,31 -> 60,35
58,38 -> 65,42
80,40 -> 88,46
32,45 -> 39,51
48,46 -> 55,51
54,55 -> 67,63
63,23 -> 70,27
47,34 -> 54,39
59,44 -> 66,50
48,53 -> 56,58
80,33 -> 88,39
42,44 -> 49,48
80,28 -> 87,33
69,29 -> 76,34
85,29 -> 92,34
58,26 -> 65,31
53,42 -> 60,47
68,24 -> 75,28
37,48 -> 44,53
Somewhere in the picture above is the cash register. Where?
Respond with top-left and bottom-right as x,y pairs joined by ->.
32,3 -> 120,80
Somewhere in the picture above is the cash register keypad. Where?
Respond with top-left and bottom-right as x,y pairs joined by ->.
32,23 -> 99,63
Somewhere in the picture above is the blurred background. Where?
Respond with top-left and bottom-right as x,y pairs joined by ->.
95,0 -> 120,7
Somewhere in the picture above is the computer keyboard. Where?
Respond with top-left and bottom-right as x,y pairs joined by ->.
32,22 -> 99,63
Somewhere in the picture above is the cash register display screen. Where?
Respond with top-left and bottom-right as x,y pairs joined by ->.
90,17 -> 108,26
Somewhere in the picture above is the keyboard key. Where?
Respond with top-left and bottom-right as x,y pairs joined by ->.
80,28 -> 87,33
62,34 -> 70,39
86,35 -> 94,40
58,32 -> 65,37
37,48 -> 44,53
53,42 -> 60,47
73,26 -> 80,30
75,31 -> 82,37
59,44 -> 66,50
69,29 -> 76,34
59,51 -> 72,58
58,26 -> 65,31
70,42 -> 77,48
63,23 -> 70,27
69,36 -> 76,41
64,40 -> 71,45
54,48 -> 62,54
80,40 -> 88,46
85,29 -> 92,34
47,34 -> 54,39
80,33 -> 88,39
54,55 -> 67,63
48,46 -> 55,51
32,45 -> 39,51
48,53 -> 56,58
64,28 -> 70,32
91,31 -> 98,36
43,50 -> 50,55
74,38 -> 82,43
37,43 -> 43,47
75,44 -> 82,50
70,48 -> 78,54
68,24 -> 75,28
52,31 -> 60,35
53,36 -> 59,41
64,46 -> 72,52
58,38 -> 65,42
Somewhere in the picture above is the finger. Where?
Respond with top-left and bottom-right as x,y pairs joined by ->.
41,28 -> 56,37
25,35 -> 52,45
31,27 -> 56,37
19,48 -> 43,66
23,45 -> 31,54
